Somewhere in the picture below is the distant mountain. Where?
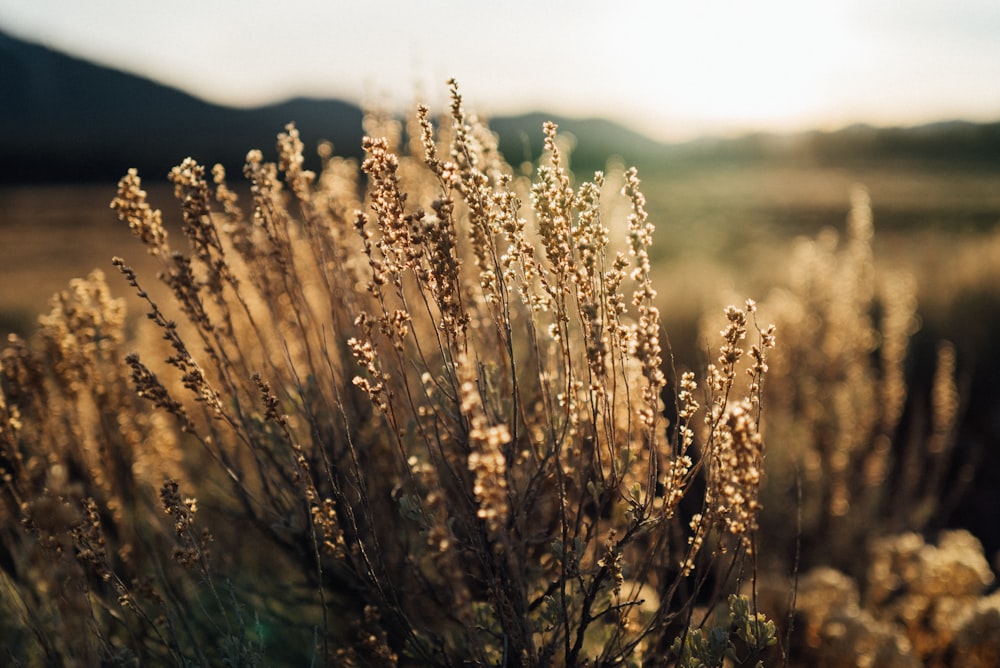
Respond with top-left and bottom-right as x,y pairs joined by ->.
0,29 -> 666,183
2,30 -> 999,184
0,31 -> 365,182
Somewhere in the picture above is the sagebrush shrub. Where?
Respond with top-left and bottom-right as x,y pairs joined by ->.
0,82 -> 776,666
747,185 -> 962,574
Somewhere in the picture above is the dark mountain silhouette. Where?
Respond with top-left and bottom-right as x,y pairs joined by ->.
2,29 -> 999,184
0,31 -> 365,182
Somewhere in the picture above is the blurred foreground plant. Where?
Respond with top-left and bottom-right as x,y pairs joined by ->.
795,529 -> 999,667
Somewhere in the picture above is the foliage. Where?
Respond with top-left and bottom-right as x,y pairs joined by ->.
670,594 -> 777,668
0,82 -> 776,666
795,530 -> 1000,667
748,185 -> 963,573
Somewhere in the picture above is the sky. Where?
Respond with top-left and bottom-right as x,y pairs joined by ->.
2,0 -> 1000,142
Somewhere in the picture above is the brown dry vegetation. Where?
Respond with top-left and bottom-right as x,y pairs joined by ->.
1,83 -> 999,666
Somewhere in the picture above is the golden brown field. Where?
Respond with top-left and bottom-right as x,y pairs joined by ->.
5,163 -> 999,349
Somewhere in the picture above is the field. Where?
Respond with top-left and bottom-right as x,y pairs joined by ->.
2,122 -> 1000,665
5,161 -> 999,328
5,160 -> 998,386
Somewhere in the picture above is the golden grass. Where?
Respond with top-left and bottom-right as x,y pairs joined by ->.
1,83 -> 778,666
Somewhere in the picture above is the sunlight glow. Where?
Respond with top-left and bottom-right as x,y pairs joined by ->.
616,3 -> 856,136
0,0 -> 998,141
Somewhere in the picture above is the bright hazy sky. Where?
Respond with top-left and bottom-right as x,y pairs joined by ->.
2,0 -> 1000,141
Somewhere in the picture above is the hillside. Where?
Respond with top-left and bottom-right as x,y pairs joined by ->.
2,30 -> 999,183
0,31 -> 364,182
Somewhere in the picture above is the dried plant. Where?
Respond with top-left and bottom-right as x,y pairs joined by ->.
1,82 -> 776,666
753,185 -> 963,573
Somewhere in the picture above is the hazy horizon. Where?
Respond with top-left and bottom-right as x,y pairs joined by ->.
2,0 -> 1000,142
